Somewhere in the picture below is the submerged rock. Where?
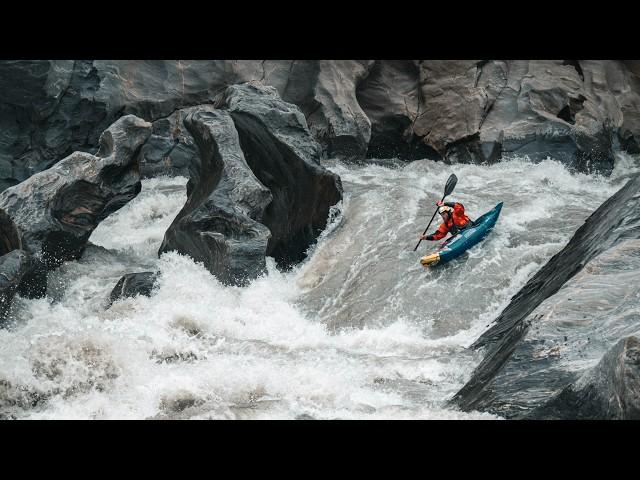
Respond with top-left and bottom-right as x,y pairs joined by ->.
159,106 -> 273,286
108,271 -> 159,306
0,114 -> 151,297
529,336 -> 640,420
451,172 -> 640,416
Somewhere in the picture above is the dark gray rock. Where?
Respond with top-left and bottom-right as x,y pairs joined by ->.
4,60 -> 640,183
0,250 -> 33,322
451,172 -> 640,414
0,114 -> 151,296
159,107 -> 273,286
529,336 -> 640,420
137,107 -> 202,179
307,60 -> 375,160
356,60 -> 438,160
0,60 -> 375,186
215,83 -> 343,267
108,271 -> 159,306
233,60 -> 376,161
413,60 -> 640,174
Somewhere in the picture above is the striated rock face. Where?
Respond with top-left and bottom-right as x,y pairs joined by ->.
412,60 -> 640,174
0,60 -> 374,188
3,60 -> 640,187
159,107 -> 273,286
308,60 -> 375,160
0,114 -> 151,296
450,173 -> 640,416
216,83 -> 343,267
529,336 -> 640,420
108,271 -> 158,306
356,60 -> 438,160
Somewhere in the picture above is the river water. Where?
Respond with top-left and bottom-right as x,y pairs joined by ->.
0,155 -> 632,419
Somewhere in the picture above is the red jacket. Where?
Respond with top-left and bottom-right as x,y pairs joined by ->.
426,202 -> 471,241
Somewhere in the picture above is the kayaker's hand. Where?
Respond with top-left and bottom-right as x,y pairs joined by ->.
420,234 -> 428,241
436,200 -> 444,207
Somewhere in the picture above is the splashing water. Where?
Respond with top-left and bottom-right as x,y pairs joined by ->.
0,156 -> 625,419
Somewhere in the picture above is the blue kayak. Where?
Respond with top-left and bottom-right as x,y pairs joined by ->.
420,202 -> 503,267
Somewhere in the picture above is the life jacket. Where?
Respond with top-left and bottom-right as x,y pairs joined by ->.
429,203 -> 472,240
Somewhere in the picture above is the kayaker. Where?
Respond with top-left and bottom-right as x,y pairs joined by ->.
419,201 -> 473,242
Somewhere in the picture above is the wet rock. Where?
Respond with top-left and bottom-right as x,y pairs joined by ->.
108,271 -> 159,306
0,250 -> 33,322
356,60 -> 438,160
136,108 -> 200,179
4,60 -> 640,182
239,60 -> 376,160
309,60 -> 375,160
529,336 -> 640,419
159,106 -> 273,286
0,114 -> 151,296
0,60 -> 373,186
295,413 -> 316,420
215,83 -> 343,267
451,172 -> 640,414
413,60 -> 640,174
160,391 -> 202,413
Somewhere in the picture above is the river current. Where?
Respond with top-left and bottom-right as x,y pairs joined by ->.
1,155 -> 635,419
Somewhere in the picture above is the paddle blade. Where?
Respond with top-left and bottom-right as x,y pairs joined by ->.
444,173 -> 458,197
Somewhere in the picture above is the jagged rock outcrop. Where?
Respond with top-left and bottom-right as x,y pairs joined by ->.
413,60 -> 640,174
3,60 -> 640,186
0,250 -> 33,322
356,60 -> 438,160
108,271 -> 158,306
529,336 -> 640,420
159,84 -> 343,285
159,107 -> 273,286
215,83 -> 343,267
0,114 -> 151,297
305,60 -> 375,160
0,60 -> 375,189
451,172 -> 640,416
137,107 -> 201,179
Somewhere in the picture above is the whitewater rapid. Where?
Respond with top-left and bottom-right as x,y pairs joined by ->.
0,156 -> 632,419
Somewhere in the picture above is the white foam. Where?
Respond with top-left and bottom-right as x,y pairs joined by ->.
0,158 -> 620,419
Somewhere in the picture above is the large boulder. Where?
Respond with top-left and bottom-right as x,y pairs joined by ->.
529,336 -> 640,420
159,84 -> 344,285
215,83 -> 343,267
451,172 -> 640,416
0,114 -> 151,296
159,107 -> 273,286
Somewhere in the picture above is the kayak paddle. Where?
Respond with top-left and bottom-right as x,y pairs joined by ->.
413,173 -> 458,251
